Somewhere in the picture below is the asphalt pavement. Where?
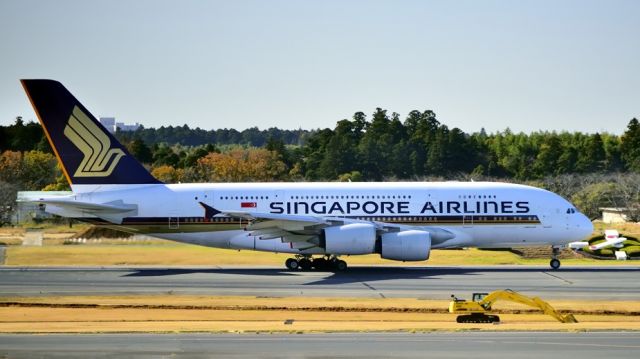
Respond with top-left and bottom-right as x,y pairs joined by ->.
0,332 -> 638,358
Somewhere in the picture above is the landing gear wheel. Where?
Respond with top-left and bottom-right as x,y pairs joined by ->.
285,258 -> 299,271
298,258 -> 312,271
312,257 -> 328,270
335,260 -> 348,272
550,246 -> 561,270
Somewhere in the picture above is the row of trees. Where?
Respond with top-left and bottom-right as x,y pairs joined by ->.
0,150 -> 60,191
115,125 -> 311,147
3,111 -> 639,182
1,109 -> 639,224
528,173 -> 640,221
0,117 -> 51,153
103,110 -> 640,183
0,150 -> 62,225
151,148 -> 290,183
300,109 -> 633,181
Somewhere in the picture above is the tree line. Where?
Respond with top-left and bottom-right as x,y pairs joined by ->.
1,109 -> 639,224
4,110 -> 639,182
115,125 -> 311,147
300,109 -> 635,181
119,108 -> 635,183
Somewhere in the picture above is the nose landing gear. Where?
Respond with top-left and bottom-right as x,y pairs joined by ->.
550,247 -> 561,270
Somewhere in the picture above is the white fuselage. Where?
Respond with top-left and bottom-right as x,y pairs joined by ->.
49,181 -> 593,257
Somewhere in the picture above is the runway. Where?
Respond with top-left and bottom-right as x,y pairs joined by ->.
1,265 -> 639,300
1,332 -> 639,358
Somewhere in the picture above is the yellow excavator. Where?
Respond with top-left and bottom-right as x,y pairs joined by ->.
449,289 -> 578,324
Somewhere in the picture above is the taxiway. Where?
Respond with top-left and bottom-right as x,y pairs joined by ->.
1,265 -> 639,300
0,332 -> 638,358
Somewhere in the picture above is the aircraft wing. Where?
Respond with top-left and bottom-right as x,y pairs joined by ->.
238,212 -> 397,250
199,202 -> 454,249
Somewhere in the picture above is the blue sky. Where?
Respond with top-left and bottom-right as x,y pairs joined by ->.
1,0 -> 638,133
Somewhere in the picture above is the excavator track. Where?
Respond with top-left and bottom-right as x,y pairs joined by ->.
456,314 -> 500,323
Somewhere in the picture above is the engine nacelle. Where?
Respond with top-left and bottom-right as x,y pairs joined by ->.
323,223 -> 376,255
380,230 -> 431,261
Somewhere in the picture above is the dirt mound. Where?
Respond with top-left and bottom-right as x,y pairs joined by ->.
73,226 -> 133,239
510,247 -> 582,259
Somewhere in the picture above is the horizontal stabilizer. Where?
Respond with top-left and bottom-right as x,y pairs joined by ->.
20,197 -> 137,224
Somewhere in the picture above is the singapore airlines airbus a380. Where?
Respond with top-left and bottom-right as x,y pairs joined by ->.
19,80 -> 593,271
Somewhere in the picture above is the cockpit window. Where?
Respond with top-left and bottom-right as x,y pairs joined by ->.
566,208 -> 576,214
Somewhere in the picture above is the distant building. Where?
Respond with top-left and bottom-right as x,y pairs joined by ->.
600,207 -> 629,224
99,117 -> 116,129
98,117 -> 141,133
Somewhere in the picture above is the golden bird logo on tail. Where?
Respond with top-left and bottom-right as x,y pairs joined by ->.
63,106 -> 125,177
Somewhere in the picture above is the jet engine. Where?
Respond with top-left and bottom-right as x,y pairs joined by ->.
380,230 -> 431,261
323,223 -> 377,255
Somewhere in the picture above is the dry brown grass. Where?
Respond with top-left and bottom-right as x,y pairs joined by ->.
2,221 -> 639,266
5,245 -> 292,266
2,295 -> 640,314
6,245 -> 633,266
0,228 -> 23,245
0,295 -> 638,333
0,309 -> 637,333
0,225 -> 89,245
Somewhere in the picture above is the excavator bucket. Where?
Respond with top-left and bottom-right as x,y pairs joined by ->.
562,314 -> 578,323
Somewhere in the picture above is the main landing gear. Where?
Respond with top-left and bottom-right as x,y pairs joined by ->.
550,246 -> 561,270
285,255 -> 347,272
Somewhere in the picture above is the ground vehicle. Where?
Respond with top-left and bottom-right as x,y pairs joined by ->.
449,289 -> 578,323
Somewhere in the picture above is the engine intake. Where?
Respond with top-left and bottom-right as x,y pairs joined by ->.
323,223 -> 376,255
380,230 -> 431,261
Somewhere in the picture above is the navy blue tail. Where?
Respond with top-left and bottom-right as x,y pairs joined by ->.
21,79 -> 161,185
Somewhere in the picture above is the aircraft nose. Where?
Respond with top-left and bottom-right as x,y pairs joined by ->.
575,213 -> 594,240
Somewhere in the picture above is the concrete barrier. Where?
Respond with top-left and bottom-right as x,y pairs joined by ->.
22,229 -> 43,246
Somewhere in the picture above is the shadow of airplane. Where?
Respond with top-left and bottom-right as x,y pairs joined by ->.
121,266 -> 639,286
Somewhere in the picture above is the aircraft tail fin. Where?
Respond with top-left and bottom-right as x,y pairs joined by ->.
21,79 -> 161,186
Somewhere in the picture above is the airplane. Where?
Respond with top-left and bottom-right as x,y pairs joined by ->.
19,79 -> 594,271
569,229 -> 626,251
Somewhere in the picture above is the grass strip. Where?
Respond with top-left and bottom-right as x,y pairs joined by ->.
0,295 -> 639,333
5,246 -> 636,266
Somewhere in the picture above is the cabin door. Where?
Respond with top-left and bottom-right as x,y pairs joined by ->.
463,215 -> 474,228
168,213 -> 179,230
